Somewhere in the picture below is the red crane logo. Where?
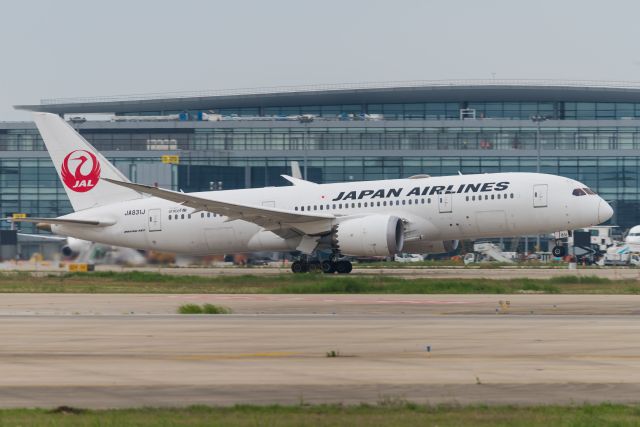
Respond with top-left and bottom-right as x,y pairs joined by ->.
61,150 -> 101,192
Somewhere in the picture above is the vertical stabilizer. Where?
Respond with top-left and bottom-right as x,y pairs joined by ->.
33,113 -> 142,211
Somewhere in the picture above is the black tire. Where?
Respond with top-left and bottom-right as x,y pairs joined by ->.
291,261 -> 304,273
308,261 -> 321,273
552,246 -> 565,257
321,260 -> 336,274
335,260 -> 352,274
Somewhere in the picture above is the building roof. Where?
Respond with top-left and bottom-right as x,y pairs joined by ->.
15,79 -> 640,115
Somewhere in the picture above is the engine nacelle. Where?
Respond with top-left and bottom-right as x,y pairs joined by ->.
61,237 -> 91,258
403,239 -> 459,254
333,215 -> 404,256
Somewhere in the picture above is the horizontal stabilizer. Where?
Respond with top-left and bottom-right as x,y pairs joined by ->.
7,217 -> 115,227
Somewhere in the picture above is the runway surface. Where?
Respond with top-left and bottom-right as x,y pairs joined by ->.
1,294 -> 640,408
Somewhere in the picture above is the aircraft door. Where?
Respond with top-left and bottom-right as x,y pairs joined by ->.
148,208 -> 161,232
438,194 -> 452,213
533,184 -> 548,208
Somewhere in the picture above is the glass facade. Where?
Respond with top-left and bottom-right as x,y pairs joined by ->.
4,125 -> 640,152
4,87 -> 640,234
115,101 -> 640,121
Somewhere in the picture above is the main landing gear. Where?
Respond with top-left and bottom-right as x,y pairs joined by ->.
291,256 -> 352,274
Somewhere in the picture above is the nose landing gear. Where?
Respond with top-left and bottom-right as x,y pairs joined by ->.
552,239 -> 567,257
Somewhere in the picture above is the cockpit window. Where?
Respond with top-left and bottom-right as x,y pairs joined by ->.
572,188 -> 587,196
583,187 -> 596,195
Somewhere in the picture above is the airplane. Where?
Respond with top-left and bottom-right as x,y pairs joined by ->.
9,112 -> 613,274
625,225 -> 640,246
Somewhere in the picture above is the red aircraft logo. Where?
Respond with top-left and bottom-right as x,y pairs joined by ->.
61,150 -> 101,192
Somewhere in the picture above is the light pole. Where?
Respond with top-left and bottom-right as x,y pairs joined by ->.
531,115 -> 548,252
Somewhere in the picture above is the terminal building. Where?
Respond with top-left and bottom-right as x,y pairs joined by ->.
2,80 -> 639,249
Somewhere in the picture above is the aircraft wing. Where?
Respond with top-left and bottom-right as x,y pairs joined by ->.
103,178 -> 335,236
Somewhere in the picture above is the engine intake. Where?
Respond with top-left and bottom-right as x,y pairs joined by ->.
333,215 -> 404,256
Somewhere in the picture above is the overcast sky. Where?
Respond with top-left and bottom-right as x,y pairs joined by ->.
1,0 -> 639,120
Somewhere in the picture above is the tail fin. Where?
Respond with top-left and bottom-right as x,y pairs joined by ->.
33,112 -> 142,211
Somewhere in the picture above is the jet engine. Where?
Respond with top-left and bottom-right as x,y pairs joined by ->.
61,237 -> 92,258
332,215 -> 404,256
403,239 -> 459,254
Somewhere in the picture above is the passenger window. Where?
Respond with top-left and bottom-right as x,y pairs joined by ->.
181,214 -> 185,219
301,206 -> 305,211
377,201 -> 381,207
358,203 -> 361,208
510,193 -> 514,199
295,207 -> 298,211
491,195 -> 494,200
364,202 -> 368,207
201,213 -> 204,218
168,215 -> 172,220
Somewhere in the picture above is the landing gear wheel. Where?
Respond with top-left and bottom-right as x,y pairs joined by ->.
321,260 -> 336,274
335,260 -> 353,274
308,260 -> 322,273
552,246 -> 566,257
291,261 -> 308,273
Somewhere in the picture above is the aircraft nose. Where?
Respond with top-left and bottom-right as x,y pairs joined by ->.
598,199 -> 614,223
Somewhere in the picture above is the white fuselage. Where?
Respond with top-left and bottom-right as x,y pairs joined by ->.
50,172 -> 612,255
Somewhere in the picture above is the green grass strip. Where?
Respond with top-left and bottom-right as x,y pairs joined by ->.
0,271 -> 638,294
0,403 -> 639,426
